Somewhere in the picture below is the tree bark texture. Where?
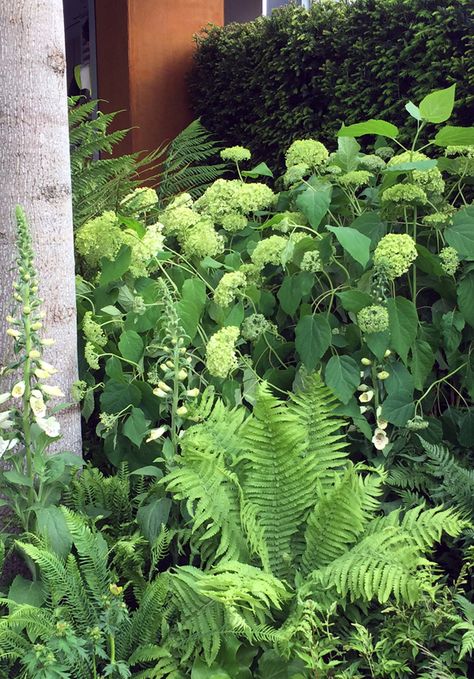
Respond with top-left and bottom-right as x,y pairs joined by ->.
0,1 -> 81,454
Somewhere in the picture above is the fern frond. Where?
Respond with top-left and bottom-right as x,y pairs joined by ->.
240,383 -> 311,579
310,527 -> 429,606
422,440 -> 474,518
301,465 -> 383,575
289,372 -> 348,489
158,119 -> 225,200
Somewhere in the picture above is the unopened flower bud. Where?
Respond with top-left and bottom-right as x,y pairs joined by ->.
40,338 -> 55,346
178,369 -> 187,381
6,316 -> 15,324
6,328 -> 21,338
186,388 -> 200,398
157,381 -> 172,393
176,405 -> 188,417
357,384 -> 369,392
23,306 -> 31,315
384,349 -> 392,358
377,371 -> 390,380
361,358 -> 372,366
166,360 -> 174,369
31,322 -> 42,330
29,350 -> 41,359
153,388 -> 168,398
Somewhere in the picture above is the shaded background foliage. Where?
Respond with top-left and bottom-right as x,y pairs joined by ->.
189,0 -> 473,171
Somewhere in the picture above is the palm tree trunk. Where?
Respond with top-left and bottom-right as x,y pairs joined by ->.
0,0 -> 81,454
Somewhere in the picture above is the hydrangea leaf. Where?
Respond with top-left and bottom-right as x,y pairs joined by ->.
295,313 -> 332,370
118,329 -> 144,363
387,297 -> 418,364
458,272 -> 474,327
100,380 -> 141,413
137,498 -> 171,542
419,84 -> 456,124
410,340 -> 435,390
295,181 -> 332,229
99,245 -> 132,284
324,355 -> 360,404
278,273 -> 314,316
381,391 -> 414,426
445,206 -> 474,260
123,407 -> 150,448
405,101 -> 422,121
327,226 -> 371,267
338,119 -> 399,139
337,290 -> 374,313
35,506 -> 72,559
434,126 -> 474,147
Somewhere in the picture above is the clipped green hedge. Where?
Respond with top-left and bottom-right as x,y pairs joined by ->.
189,0 -> 473,170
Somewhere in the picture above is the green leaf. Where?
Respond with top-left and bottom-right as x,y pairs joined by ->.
295,314 -> 332,370
381,391 -> 414,427
118,330 -> 144,362
337,290 -> 373,313
385,160 -> 437,172
176,278 -> 207,340
440,310 -> 464,355
365,331 -> 390,361
99,245 -> 131,284
100,380 -> 141,413
387,297 -> 418,364
100,305 -> 123,317
327,226 -> 371,267
445,206 -> 474,260
419,84 -> 456,124
434,126 -> 474,147
325,355 -> 360,404
458,272 -> 474,327
123,407 -> 150,447
8,576 -> 45,608
35,507 -> 72,558
192,659 -> 231,679
338,119 -> 399,139
224,302 -> 245,328
405,101 -> 422,121
410,340 -> 434,390
3,469 -> 33,487
130,466 -> 163,478
336,136 -> 361,172
137,498 -> 171,542
241,161 -> 273,178
278,273 -> 314,316
295,181 -> 332,229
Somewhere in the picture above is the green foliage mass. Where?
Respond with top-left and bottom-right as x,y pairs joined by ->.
189,0 -> 473,170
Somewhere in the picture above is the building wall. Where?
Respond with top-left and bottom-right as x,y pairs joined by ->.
225,0 -> 261,24
95,0 -> 224,155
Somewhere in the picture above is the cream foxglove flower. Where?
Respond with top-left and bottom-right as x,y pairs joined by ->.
40,338 -> 55,346
146,425 -> 167,443
30,393 -> 47,418
34,368 -> 51,379
11,381 -> 25,398
186,388 -> 200,398
39,360 -> 58,375
176,405 -> 188,417
40,384 -> 65,398
36,416 -> 61,438
6,328 -> 21,338
153,388 -> 168,398
0,437 -> 19,456
359,390 -> 374,403
372,427 -> 389,451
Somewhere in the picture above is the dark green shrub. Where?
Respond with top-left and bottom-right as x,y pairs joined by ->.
189,0 -> 473,170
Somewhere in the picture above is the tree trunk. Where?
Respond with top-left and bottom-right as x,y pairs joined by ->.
0,1 -> 81,454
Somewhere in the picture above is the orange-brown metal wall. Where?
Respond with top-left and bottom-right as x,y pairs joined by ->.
95,0 -> 224,154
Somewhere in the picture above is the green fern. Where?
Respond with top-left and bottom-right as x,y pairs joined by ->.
157,119 -> 226,201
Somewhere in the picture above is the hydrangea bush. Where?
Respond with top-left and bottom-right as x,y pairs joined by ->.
75,85 -> 473,470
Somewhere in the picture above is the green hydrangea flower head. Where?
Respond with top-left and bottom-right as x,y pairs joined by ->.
326,164 -> 343,175
238,263 -> 261,285
82,311 -> 107,347
283,164 -> 309,187
206,326 -> 240,378
196,179 -> 274,223
160,194 -> 200,238
388,151 -> 444,195
285,139 -> 329,169
221,213 -> 248,232
120,187 -> 158,214
220,146 -> 251,163
423,212 -> 453,227
439,246 -> 459,276
84,341 -> 100,370
359,155 -> 386,172
339,170 -> 372,188
214,271 -> 247,307
273,211 -> 307,233
300,250 -> 322,273
180,218 -> 225,259
375,146 -> 394,160
289,231 -> 308,244
75,211 -> 123,269
251,235 -> 288,269
381,183 -> 428,206
446,145 -> 474,158
122,223 -> 165,277
241,313 -> 274,342
373,233 -> 417,280
357,305 -> 389,334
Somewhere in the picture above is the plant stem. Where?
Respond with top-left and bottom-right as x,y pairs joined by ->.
109,634 -> 116,664
22,300 -> 34,527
